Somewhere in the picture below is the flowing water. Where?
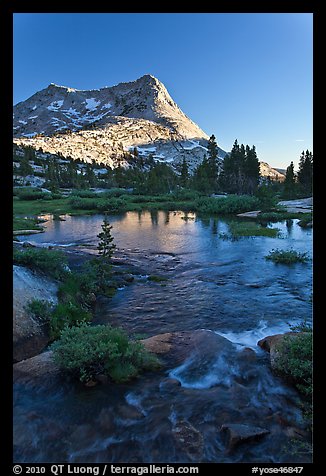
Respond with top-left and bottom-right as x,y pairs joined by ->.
14,211 -> 313,463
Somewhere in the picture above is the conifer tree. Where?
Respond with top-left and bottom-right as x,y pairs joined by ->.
206,134 -> 219,192
284,161 -> 296,197
97,216 -> 116,260
180,157 -> 189,187
297,150 -> 313,194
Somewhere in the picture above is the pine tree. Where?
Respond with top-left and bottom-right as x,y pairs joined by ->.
20,154 -> 33,177
180,157 -> 189,187
221,140 -> 260,194
85,163 -> 97,188
97,217 -> 116,260
192,155 -> 211,193
284,161 -> 296,196
244,145 -> 260,194
297,150 -> 313,194
206,134 -> 219,192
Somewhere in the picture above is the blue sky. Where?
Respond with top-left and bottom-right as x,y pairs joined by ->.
13,13 -> 313,169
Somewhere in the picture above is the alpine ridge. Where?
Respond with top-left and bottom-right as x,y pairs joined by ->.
13,75 -> 284,179
13,75 -> 217,168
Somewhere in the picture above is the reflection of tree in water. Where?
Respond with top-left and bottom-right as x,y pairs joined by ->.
286,219 -> 294,234
150,210 -> 158,226
211,218 -> 218,235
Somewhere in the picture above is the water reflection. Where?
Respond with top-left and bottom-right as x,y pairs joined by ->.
14,211 -> 313,464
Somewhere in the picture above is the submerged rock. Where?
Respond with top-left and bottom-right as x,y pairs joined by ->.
172,420 -> 204,461
13,265 -> 58,362
221,423 -> 269,451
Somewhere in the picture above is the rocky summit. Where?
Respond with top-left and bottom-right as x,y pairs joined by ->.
13,75 -> 217,169
13,74 -> 284,178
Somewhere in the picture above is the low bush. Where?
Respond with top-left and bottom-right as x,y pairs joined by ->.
68,196 -> 127,212
13,248 -> 68,280
172,189 -> 201,201
103,188 -> 129,198
26,299 -> 54,321
14,187 -> 50,201
265,249 -> 309,264
227,221 -> 279,238
13,216 -> 43,232
195,195 -> 260,215
68,197 -> 100,210
274,332 -> 312,398
50,302 -> 92,339
70,190 -> 98,198
51,323 -> 160,383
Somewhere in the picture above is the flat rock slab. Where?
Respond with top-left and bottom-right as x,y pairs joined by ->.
221,423 -> 270,451
237,210 -> 261,218
278,197 -> 312,212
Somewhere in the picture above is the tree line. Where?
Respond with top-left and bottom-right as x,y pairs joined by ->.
13,138 -> 313,198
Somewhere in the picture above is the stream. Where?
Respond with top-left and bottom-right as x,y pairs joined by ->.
14,211 -> 313,463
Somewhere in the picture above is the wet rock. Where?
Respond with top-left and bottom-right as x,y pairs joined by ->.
172,420 -> 204,461
221,423 -> 270,451
141,333 -> 173,354
160,378 -> 181,391
68,424 -> 96,451
22,241 -> 36,248
98,408 -> 114,431
258,332 -> 309,370
116,404 -> 144,421
95,374 -> 109,385
13,265 -> 58,362
237,210 -> 261,218
285,426 -> 307,439
258,333 -> 291,353
239,347 -> 257,362
13,351 -> 61,387
141,329 -> 235,369
84,379 -> 98,387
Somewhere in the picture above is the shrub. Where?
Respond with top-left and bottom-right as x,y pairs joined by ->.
13,248 -> 68,280
26,299 -> 54,321
172,189 -> 201,201
50,302 -> 91,339
274,332 -> 312,397
195,195 -> 260,215
227,221 -> 279,238
70,190 -> 98,198
14,187 -> 50,200
51,323 -> 160,383
265,249 -> 309,264
255,186 -> 279,211
68,197 -> 99,210
103,188 -> 129,198
51,192 -> 63,199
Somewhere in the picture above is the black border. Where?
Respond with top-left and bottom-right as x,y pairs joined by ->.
3,3 -> 321,474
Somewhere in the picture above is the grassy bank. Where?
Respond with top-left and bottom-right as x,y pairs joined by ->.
13,191 -> 262,218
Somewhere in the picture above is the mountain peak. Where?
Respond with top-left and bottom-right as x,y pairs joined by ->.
47,83 -> 78,93
14,75 -> 208,140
